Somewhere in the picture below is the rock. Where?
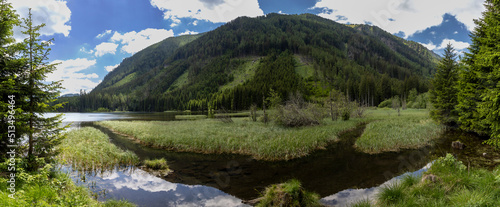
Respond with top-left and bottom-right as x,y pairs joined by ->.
451,140 -> 465,150
421,174 -> 440,183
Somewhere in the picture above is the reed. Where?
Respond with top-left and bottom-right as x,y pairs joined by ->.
355,109 -> 444,154
97,118 -> 360,161
58,127 -> 139,171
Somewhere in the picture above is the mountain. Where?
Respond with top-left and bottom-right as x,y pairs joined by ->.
70,13 -> 440,112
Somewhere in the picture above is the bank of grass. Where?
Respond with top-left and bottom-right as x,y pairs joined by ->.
58,127 -> 139,171
256,179 -> 322,207
144,158 -> 169,170
97,118 -> 360,160
175,115 -> 207,120
355,154 -> 500,206
0,160 -> 136,207
355,109 -> 444,154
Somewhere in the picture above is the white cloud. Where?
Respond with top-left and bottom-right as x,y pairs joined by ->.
48,58 -> 100,94
105,63 -> 120,72
191,20 -> 199,26
178,30 -> 199,36
421,42 -> 437,51
94,42 -> 118,57
150,0 -> 264,23
96,30 -> 112,38
110,28 -> 174,54
11,0 -> 71,37
79,46 -> 94,54
311,0 -> 485,37
438,38 -> 470,50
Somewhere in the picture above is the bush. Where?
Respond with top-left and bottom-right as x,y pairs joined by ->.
378,99 -> 392,108
272,93 -> 325,127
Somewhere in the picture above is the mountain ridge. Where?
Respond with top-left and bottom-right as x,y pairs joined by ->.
61,13 -> 440,112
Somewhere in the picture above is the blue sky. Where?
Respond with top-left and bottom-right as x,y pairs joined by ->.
9,0 -> 486,95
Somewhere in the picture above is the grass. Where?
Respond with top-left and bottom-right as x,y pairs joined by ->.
256,179 -> 321,207
175,115 -> 207,120
294,55 -> 315,79
355,109 -> 444,154
220,57 -> 260,91
369,154 -> 500,207
143,158 -> 169,170
0,159 -> 136,207
97,118 -> 360,161
58,127 -> 139,171
112,72 -> 136,88
168,70 -> 189,91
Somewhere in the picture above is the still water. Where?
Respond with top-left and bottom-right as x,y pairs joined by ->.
49,112 -> 481,207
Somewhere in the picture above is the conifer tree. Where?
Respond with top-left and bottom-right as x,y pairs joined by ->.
457,0 -> 500,147
430,43 -> 459,125
18,9 -> 66,169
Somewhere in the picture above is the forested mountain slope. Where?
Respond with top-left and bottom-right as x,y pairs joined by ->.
62,13 -> 440,112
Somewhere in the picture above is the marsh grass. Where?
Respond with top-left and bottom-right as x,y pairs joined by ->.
144,158 -> 169,170
0,160 -> 136,206
97,118 -> 360,161
58,127 -> 139,172
355,109 -> 444,153
257,179 -> 321,207
175,115 -> 207,120
372,154 -> 500,207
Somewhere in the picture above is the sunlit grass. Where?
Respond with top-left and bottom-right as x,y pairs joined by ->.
144,158 -> 169,170
97,118 -> 360,161
355,109 -> 444,154
257,179 -> 321,207
371,154 -> 500,206
0,160 -> 136,207
58,127 -> 139,171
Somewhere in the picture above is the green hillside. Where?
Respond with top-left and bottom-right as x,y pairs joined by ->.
61,13 -> 439,112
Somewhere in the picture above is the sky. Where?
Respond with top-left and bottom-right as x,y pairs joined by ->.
8,0 -> 486,95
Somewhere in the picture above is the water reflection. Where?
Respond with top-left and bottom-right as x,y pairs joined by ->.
320,162 -> 432,206
65,167 -> 248,207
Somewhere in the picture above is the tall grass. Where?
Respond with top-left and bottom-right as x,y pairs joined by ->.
0,160 -> 136,206
372,154 -> 500,206
257,179 -> 321,207
355,109 -> 444,153
58,127 -> 139,171
97,118 -> 360,161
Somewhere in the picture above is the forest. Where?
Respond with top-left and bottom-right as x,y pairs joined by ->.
53,13 -> 438,112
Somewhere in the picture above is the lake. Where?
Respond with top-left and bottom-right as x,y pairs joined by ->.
49,112 -> 471,207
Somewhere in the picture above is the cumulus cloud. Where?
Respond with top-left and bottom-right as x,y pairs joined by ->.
150,0 -> 264,23
94,42 -> 118,57
96,30 -> 113,38
311,0 -> 484,37
178,30 -> 199,36
438,38 -> 470,50
105,63 -> 120,72
11,0 -> 71,37
110,28 -> 174,54
48,58 -> 100,94
421,42 -> 437,51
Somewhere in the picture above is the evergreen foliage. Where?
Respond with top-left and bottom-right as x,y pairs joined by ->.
430,43 -> 459,125
53,14 -> 438,112
456,0 -> 500,147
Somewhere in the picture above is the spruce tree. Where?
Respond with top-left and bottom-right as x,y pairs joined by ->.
457,0 -> 500,147
18,9 -> 66,170
430,43 -> 459,125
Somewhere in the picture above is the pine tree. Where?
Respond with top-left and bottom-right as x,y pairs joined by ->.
19,9 -> 66,169
457,0 -> 500,147
430,43 -> 459,125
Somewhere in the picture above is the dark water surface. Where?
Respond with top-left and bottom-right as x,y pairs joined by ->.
50,112 -> 498,207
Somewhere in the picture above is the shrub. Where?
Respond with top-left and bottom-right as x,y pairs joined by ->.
272,93 -> 325,127
378,99 -> 392,108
